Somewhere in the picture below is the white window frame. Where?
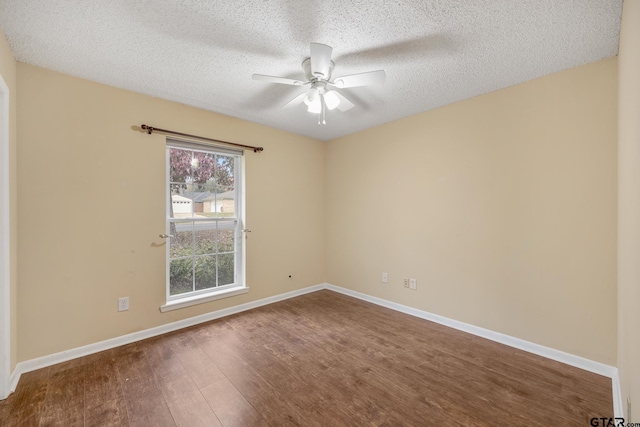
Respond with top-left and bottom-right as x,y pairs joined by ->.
160,139 -> 247,312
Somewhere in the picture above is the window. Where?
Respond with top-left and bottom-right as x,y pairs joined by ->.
162,139 -> 246,311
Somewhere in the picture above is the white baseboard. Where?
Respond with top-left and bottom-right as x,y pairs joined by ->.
612,370 -> 623,419
9,367 -> 19,393
8,281 -> 622,418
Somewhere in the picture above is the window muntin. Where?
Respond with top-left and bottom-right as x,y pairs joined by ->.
166,140 -> 243,301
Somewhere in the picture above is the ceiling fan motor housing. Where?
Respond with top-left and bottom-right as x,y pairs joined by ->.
302,57 -> 335,82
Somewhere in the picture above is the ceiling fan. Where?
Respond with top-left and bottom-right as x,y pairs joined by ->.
252,43 -> 386,125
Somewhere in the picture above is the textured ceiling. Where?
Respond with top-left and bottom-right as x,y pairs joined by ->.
0,0 -> 623,141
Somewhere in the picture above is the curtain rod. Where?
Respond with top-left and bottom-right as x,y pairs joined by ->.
140,124 -> 264,153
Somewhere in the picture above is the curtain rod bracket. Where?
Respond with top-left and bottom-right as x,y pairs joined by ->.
139,123 -> 263,153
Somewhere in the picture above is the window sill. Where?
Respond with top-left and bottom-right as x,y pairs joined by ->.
160,286 -> 249,313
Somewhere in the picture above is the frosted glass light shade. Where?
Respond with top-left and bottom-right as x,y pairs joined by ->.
324,91 -> 340,110
307,97 -> 321,113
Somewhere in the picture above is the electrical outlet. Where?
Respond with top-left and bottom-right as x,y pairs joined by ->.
382,272 -> 388,283
118,297 -> 129,312
409,278 -> 417,290
403,278 -> 409,288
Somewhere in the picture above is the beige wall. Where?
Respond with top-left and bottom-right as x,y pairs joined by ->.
325,58 -> 618,364
16,63 -> 325,361
618,0 -> 640,419
10,41 -> 620,372
0,30 -> 18,372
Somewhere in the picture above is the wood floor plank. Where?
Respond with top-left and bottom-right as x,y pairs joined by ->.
0,396 -> 8,423
38,402 -> 84,427
168,337 -> 226,389
145,346 -> 185,381
200,378 -> 265,427
4,368 -> 50,426
127,404 -> 174,427
85,355 -> 124,410
84,397 -> 129,427
42,366 -> 85,408
116,350 -> 175,426
119,377 -> 169,417
199,340 -> 307,427
83,351 -> 129,427
165,399 -> 223,427
149,351 -> 223,427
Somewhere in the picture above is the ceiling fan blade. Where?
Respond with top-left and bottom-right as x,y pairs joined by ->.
310,43 -> 333,79
281,92 -> 308,109
252,74 -> 306,86
332,70 -> 386,88
332,91 -> 355,112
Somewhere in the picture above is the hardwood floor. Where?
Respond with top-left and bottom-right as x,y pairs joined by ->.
1,290 -> 613,426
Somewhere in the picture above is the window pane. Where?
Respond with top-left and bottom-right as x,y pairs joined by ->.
219,192 -> 235,217
218,253 -> 235,286
169,148 -> 192,184
192,152 -> 216,188
218,227 -> 234,253
214,155 -> 234,193
212,155 -> 235,218
170,258 -> 193,296
169,148 -> 193,219
170,222 -> 193,259
194,221 -> 216,256
195,255 -> 217,290
170,194 -> 193,219
185,184 -> 217,217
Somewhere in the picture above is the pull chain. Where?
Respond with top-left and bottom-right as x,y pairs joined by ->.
315,94 -> 328,125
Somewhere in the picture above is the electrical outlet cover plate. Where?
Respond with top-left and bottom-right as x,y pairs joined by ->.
118,297 -> 129,312
382,272 -> 388,283
409,278 -> 417,290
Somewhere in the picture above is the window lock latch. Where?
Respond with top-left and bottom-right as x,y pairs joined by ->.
159,234 -> 175,239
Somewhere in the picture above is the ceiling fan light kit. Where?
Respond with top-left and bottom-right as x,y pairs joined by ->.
252,43 -> 386,125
